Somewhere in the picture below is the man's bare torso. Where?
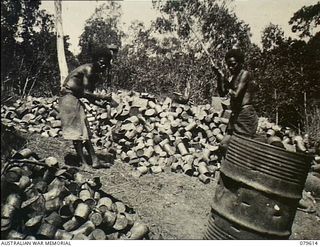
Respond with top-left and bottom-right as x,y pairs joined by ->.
229,69 -> 255,111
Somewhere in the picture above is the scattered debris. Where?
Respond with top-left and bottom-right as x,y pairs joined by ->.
1,148 -> 149,240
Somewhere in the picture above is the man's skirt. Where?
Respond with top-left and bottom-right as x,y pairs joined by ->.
227,105 -> 258,137
59,94 -> 91,141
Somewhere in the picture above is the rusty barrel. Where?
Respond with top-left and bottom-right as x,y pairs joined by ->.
204,133 -> 312,240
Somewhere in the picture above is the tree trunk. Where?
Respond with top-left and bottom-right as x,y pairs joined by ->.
274,89 -> 278,125
54,0 -> 69,88
304,91 -> 308,129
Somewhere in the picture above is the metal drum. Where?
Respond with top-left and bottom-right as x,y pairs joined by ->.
205,133 -> 312,240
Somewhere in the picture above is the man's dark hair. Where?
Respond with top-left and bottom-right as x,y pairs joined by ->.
225,49 -> 245,64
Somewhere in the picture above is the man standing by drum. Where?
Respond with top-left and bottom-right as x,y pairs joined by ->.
59,46 -> 116,169
212,49 -> 259,153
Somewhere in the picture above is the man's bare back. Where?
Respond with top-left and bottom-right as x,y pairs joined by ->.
63,64 -> 98,94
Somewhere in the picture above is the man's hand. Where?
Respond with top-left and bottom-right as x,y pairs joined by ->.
228,89 -> 236,96
92,100 -> 107,108
210,61 -> 222,73
92,93 -> 119,108
98,93 -> 112,101
110,99 -> 119,108
212,65 -> 220,73
212,65 -> 219,74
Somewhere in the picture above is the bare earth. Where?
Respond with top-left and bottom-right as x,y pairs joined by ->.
19,133 -> 320,240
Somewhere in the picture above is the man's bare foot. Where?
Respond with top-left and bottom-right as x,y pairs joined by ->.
92,159 -> 111,169
298,191 -> 316,213
80,162 -> 91,171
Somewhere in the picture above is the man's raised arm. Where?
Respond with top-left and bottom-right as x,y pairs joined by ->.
212,66 -> 229,97
84,90 -> 112,101
228,71 -> 250,99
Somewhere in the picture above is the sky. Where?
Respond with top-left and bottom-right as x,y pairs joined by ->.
40,0 -> 319,54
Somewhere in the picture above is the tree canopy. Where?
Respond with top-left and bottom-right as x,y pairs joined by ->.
1,0 -> 76,96
289,2 -> 320,38
78,2 -> 124,64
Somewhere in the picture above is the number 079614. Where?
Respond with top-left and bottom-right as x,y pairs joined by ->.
300,241 -> 318,245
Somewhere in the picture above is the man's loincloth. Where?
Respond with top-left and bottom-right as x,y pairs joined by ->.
59,93 -> 91,141
227,105 -> 258,137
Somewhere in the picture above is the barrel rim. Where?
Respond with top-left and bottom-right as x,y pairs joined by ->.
233,133 -> 313,160
231,136 -> 311,167
228,144 -> 306,181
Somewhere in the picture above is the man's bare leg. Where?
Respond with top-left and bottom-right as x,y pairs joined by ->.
219,134 -> 232,157
73,140 -> 90,169
84,140 -> 102,168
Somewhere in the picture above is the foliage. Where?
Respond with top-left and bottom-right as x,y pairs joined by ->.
107,0 -> 253,104
289,2 -> 320,38
1,0 -> 42,84
1,0 -> 77,97
78,2 -> 125,64
153,0 -> 251,58
261,23 -> 285,51
305,106 -> 320,143
254,23 -> 320,130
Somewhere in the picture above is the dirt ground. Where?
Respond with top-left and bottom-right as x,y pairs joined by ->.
7,132 -> 320,240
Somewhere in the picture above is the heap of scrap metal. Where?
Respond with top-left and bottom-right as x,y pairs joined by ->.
1,148 -> 149,240
1,91 -> 317,184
